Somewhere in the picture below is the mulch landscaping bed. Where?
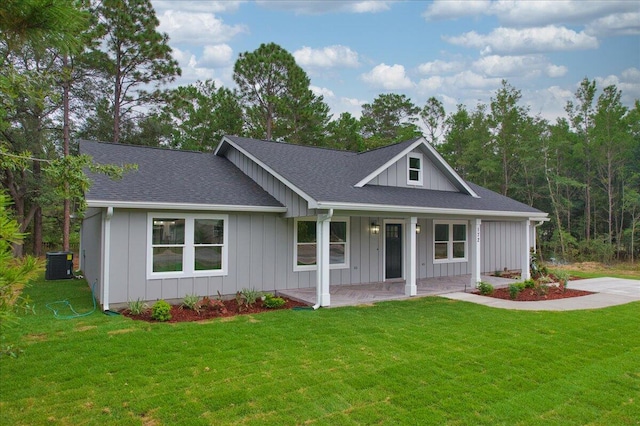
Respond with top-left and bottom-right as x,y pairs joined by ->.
121,297 -> 309,323
477,285 -> 593,301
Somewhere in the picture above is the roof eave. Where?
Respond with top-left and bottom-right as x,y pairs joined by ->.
85,200 -> 287,213
315,200 -> 548,219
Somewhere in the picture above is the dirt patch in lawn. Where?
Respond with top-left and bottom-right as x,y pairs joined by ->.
121,297 -> 309,323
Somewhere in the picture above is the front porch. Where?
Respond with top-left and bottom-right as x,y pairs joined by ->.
278,275 -> 517,308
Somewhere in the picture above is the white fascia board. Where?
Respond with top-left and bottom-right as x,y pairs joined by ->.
354,139 -> 424,188
316,201 -> 548,220
86,200 -> 287,213
216,136 -> 319,209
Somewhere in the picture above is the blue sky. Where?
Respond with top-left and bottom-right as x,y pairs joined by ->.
151,0 -> 639,122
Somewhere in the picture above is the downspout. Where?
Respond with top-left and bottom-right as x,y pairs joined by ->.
103,207 -> 113,312
312,208 -> 334,310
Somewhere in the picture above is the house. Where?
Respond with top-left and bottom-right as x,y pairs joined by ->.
79,136 -> 548,310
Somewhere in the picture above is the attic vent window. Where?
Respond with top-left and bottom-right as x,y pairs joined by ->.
407,153 -> 423,186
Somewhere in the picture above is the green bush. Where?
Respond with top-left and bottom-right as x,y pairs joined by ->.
151,300 -> 172,321
241,288 -> 261,307
477,282 -> 494,295
127,298 -> 148,315
181,294 -> 200,311
508,283 -> 525,300
263,293 -> 286,309
523,279 -> 536,289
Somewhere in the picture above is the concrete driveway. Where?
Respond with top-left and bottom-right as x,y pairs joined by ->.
442,277 -> 640,311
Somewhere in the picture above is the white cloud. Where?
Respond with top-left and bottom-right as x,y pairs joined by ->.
418,60 -> 464,75
361,63 -> 414,90
293,45 -> 360,68
152,1 -> 242,14
546,64 -> 568,78
170,47 -> 219,86
472,55 -> 567,78
255,1 -> 394,15
585,12 -> 640,36
157,10 -> 247,44
199,44 -> 233,68
423,0 -> 490,20
621,67 -> 640,82
417,76 -> 445,92
445,25 -> 599,54
448,70 -> 502,89
424,0 -> 637,27
310,85 -> 335,98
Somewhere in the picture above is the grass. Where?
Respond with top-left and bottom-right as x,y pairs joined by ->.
550,261 -> 640,280
1,276 -> 639,425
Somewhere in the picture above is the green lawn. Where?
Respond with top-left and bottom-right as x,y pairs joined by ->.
1,277 -> 639,425
551,262 -> 640,281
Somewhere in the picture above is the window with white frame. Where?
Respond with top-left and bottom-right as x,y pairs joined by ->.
148,214 -> 227,278
294,218 -> 349,271
433,221 -> 467,262
407,153 -> 423,186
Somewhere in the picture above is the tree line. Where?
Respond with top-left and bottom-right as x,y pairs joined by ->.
1,0 -> 639,262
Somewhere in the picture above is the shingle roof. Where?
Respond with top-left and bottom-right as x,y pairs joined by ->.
221,136 -> 544,215
80,140 -> 284,209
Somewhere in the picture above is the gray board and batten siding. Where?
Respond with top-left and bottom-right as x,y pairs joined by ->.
367,148 -> 458,191
81,209 -> 527,306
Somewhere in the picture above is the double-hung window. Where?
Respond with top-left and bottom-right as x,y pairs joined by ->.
148,213 -> 228,278
407,153 -> 423,186
294,218 -> 349,271
433,220 -> 467,263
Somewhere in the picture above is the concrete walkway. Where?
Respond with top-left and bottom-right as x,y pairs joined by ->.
442,277 -> 640,311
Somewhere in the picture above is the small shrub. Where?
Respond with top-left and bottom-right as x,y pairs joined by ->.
509,282 -> 525,300
263,293 -> 286,309
197,297 -> 227,314
181,294 -> 200,311
534,283 -> 549,297
127,298 -> 148,315
555,270 -> 570,292
494,270 -> 502,277
151,300 -> 172,321
477,282 -> 494,295
537,275 -> 553,284
523,279 -> 536,289
241,288 -> 261,307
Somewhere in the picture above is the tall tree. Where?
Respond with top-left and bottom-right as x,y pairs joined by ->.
566,78 -> 597,240
488,80 -> 528,196
592,85 -> 630,247
325,112 -> 363,151
420,96 -> 446,145
96,0 -> 180,143
233,42 -> 329,144
162,80 -> 243,151
360,93 -> 421,149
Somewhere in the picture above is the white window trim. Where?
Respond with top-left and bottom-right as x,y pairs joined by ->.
433,220 -> 468,264
407,152 -> 423,186
294,217 -> 350,272
147,213 -> 228,279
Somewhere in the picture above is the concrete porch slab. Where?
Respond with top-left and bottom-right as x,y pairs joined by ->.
277,274 -> 516,308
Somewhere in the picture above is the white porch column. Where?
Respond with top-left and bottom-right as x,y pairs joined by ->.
405,217 -> 417,296
521,219 -> 531,280
316,211 -> 332,307
471,218 -> 482,287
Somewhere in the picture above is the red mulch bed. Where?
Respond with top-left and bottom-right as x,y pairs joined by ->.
121,297 -> 309,323
477,285 -> 593,301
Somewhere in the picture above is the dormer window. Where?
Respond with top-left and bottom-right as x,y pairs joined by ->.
407,153 -> 423,186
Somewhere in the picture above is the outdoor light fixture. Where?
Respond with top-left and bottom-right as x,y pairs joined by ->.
416,224 -> 421,234
370,222 -> 380,234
